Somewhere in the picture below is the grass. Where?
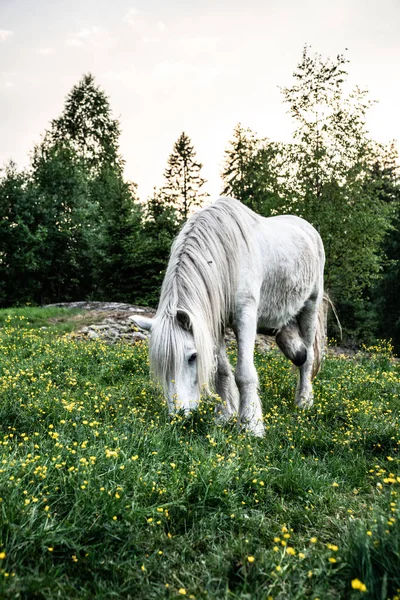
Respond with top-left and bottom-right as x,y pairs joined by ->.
0,310 -> 399,599
0,307 -> 82,334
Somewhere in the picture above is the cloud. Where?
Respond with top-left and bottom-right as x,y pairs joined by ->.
176,35 -> 219,53
36,47 -> 54,55
142,36 -> 160,44
123,8 -> 143,27
66,37 -> 84,47
0,30 -> 13,42
66,26 -> 114,48
152,60 -> 222,88
4,81 -> 14,89
124,8 -> 166,37
102,69 -> 137,83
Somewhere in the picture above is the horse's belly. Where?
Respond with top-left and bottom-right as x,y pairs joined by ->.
257,310 -> 296,331
257,285 -> 310,330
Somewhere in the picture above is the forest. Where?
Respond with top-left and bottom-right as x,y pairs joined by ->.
1,47 -> 399,349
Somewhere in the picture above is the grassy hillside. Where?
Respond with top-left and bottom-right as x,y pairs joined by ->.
0,310 -> 399,599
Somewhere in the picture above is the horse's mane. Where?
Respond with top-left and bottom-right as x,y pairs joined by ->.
149,197 -> 258,395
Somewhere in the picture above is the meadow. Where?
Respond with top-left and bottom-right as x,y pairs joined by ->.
0,308 -> 399,600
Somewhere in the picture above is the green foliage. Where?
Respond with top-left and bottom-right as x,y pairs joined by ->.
0,162 -> 43,306
374,202 -> 400,353
132,188 -> 180,306
48,73 -> 121,174
92,167 -> 143,302
1,316 -> 400,599
162,132 -> 208,221
31,143 -> 100,303
281,46 -> 393,306
221,123 -> 285,216
0,57 -> 399,344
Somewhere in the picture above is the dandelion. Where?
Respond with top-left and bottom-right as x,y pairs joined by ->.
326,544 -> 339,552
351,579 -> 367,592
286,547 -> 296,555
310,537 -> 317,543
247,556 -> 255,563
178,588 -> 187,595
0,552 -> 6,559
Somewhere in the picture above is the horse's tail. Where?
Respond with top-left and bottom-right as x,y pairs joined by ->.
312,292 -> 341,379
312,293 -> 328,379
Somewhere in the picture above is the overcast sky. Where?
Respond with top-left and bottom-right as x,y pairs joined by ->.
1,0 -> 399,200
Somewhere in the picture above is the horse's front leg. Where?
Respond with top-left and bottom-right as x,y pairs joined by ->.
235,305 -> 265,437
215,340 -> 240,423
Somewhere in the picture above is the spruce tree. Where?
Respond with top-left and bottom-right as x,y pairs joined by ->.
162,132 -> 208,221
31,73 -> 142,302
48,73 -> 121,174
31,144 -> 95,302
132,188 -> 179,306
0,162 -> 42,305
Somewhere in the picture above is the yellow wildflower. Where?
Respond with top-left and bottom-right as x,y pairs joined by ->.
351,579 -> 367,592
247,556 -> 255,563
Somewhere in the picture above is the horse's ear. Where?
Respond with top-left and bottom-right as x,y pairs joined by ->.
130,315 -> 153,332
176,310 -> 192,332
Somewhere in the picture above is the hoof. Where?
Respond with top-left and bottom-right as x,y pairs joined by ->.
240,419 -> 266,438
214,404 -> 237,425
295,394 -> 314,409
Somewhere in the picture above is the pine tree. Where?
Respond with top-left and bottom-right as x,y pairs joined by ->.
130,188 -> 179,306
30,144 -> 95,302
162,132 -> 208,221
370,150 -> 400,351
96,168 -> 143,302
30,73 -> 142,302
0,162 -> 42,305
48,73 -> 121,174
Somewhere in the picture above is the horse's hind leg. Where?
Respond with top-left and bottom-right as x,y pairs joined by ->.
235,304 -> 265,437
215,340 -> 239,423
295,294 -> 322,408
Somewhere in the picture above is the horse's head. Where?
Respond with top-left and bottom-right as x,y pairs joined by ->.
132,311 -> 202,415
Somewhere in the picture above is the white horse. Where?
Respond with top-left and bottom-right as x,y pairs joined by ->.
133,197 -> 325,436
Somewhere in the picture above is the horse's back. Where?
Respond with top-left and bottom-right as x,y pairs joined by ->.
261,213 -> 323,251
242,213 -> 325,328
